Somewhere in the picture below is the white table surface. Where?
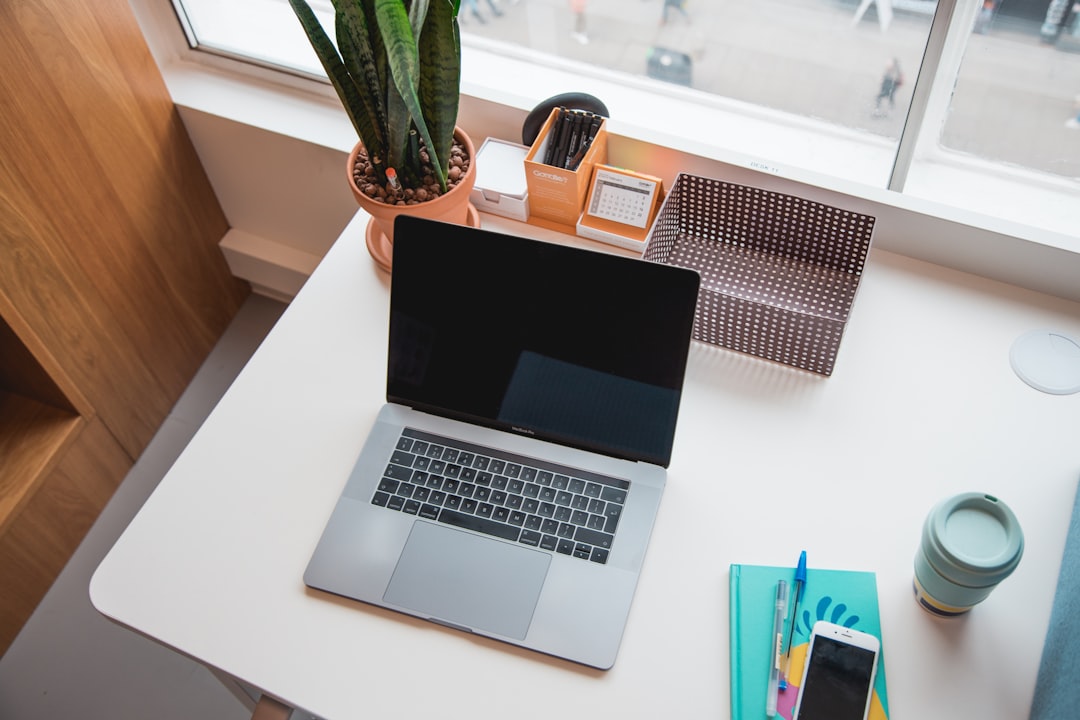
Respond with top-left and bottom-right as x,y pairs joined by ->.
91,210 -> 1080,719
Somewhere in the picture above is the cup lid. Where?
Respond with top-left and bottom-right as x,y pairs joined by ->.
922,493 -> 1024,588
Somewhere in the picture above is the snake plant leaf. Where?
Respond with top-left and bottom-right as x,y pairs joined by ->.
359,0 -> 389,109
384,61 -> 410,174
287,1 -> 381,162
408,0 -> 431,37
382,0 -> 430,173
375,0 -> 446,190
418,0 -> 460,191
333,2 -> 389,175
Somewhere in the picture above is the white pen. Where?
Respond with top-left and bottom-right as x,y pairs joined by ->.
766,579 -> 788,717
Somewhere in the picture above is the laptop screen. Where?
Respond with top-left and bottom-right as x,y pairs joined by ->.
388,216 -> 700,467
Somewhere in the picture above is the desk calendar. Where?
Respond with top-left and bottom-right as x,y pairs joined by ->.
577,165 -> 663,251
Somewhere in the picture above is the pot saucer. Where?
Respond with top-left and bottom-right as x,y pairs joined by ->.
365,203 -> 481,273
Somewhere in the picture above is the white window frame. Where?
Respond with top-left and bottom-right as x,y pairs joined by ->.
129,0 -> 1080,302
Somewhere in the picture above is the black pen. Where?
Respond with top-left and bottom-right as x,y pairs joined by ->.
586,114 -> 603,143
564,112 -> 586,168
566,135 -> 593,171
543,107 -> 565,166
552,112 -> 575,169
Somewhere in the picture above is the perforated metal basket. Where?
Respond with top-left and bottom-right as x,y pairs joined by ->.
644,174 -> 875,376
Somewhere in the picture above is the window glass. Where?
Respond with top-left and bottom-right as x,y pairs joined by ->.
940,0 -> 1080,179
173,0 -> 326,75
461,0 -> 933,158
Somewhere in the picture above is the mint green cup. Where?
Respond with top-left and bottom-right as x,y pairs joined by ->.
913,493 -> 1024,617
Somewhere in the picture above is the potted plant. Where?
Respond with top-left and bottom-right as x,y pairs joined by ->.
288,0 -> 477,268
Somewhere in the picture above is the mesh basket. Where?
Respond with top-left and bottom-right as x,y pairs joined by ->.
644,174 -> 875,375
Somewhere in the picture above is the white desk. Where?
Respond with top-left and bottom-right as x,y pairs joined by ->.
92,210 -> 1080,719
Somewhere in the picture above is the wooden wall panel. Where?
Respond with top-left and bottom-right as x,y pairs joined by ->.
0,0 -> 251,653
0,418 -> 130,653
0,0 -> 249,457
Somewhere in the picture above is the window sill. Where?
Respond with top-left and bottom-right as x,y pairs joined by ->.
132,1 -> 1080,303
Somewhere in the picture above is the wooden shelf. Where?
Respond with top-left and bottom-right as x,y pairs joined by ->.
0,310 -> 89,539
0,392 -> 83,537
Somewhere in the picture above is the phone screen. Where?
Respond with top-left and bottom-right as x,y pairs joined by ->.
795,635 -> 877,720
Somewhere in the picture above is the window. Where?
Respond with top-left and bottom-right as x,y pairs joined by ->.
943,1 -> 1080,181
171,0 -> 1079,246
171,0 -> 325,76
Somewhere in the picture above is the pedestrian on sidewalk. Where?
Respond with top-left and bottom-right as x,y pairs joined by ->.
1066,94 -> 1080,129
461,0 -> 503,25
570,0 -> 589,44
974,0 -> 996,34
661,0 -> 689,25
873,58 -> 903,117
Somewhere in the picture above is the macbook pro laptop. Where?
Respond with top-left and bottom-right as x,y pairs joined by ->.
304,215 -> 700,669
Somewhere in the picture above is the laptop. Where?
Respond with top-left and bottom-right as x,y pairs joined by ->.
304,215 -> 700,669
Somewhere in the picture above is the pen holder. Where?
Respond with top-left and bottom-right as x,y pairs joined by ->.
524,108 -> 607,227
643,173 -> 875,376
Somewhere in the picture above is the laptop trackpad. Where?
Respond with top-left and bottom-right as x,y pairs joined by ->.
384,521 -> 551,640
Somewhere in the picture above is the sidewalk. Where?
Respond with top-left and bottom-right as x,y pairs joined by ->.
462,0 -> 1080,179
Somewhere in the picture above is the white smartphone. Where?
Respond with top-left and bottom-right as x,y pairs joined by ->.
792,621 -> 880,720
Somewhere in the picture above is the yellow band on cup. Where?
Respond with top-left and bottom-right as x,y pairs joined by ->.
913,576 -> 971,617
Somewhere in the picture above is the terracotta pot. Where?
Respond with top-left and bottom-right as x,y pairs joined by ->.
347,126 -> 477,248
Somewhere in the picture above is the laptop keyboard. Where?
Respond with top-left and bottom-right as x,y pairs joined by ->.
371,428 -> 629,564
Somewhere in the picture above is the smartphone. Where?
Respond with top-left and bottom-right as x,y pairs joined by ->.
792,621 -> 880,720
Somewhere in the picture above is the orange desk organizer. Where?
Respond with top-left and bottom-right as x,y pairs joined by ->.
524,108 -> 608,228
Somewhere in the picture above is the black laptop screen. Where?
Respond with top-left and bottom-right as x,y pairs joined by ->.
387,216 -> 700,467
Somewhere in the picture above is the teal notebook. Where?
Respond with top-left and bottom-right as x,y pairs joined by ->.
729,564 -> 890,720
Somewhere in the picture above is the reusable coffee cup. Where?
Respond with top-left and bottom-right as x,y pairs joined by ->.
913,492 -> 1024,617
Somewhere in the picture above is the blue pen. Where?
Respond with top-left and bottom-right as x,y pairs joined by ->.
766,579 -> 787,717
780,551 -> 808,690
